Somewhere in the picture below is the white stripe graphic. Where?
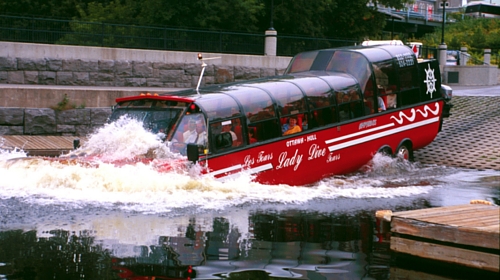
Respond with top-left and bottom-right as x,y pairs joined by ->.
325,123 -> 394,144
328,117 -> 440,152
209,164 -> 243,176
211,163 -> 273,177
214,163 -> 274,181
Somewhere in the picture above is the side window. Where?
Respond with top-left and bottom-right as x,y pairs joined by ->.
337,86 -> 365,121
170,113 -> 207,155
373,60 -> 397,111
210,116 -> 248,152
308,95 -> 337,128
232,88 -> 281,143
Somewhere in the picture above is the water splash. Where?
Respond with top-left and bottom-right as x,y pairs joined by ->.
0,118 -> 438,213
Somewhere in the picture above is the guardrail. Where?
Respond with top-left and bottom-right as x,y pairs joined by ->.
0,14 -> 357,57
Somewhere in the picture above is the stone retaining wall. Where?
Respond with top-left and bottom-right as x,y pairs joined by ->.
0,56 -> 281,88
0,42 -> 290,88
0,42 -> 291,136
0,108 -> 111,136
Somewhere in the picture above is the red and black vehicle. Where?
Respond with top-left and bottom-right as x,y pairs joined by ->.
109,44 -> 452,186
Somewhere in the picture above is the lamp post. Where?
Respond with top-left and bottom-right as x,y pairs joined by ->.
265,0 -> 277,56
269,0 -> 274,31
441,0 -> 447,44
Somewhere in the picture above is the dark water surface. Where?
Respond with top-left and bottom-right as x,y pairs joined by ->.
1,122 -> 499,279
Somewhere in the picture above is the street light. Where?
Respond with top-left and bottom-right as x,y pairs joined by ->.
269,0 -> 275,31
441,0 -> 448,44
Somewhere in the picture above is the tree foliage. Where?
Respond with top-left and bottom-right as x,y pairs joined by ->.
421,16 -> 500,52
1,0 -> 411,40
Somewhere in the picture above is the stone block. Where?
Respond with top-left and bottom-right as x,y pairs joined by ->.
56,109 -> 91,125
0,126 -> 24,135
124,78 -> 146,86
153,62 -> 184,70
260,68 -> 277,77
0,57 -> 17,70
24,71 -> 39,84
7,71 -> 24,84
158,69 -> 185,82
145,79 -> 164,87
17,58 -> 46,71
98,60 -> 115,73
90,108 -> 112,125
47,59 -> 63,71
57,124 -> 76,134
57,71 -> 74,85
0,108 -> 24,125
24,108 -> 56,134
39,71 -> 56,85
91,72 -> 114,82
133,61 -> 153,77
115,61 -> 133,76
62,59 -> 98,72
0,71 -> 8,83
73,72 -> 91,85
234,66 -> 260,80
214,66 -> 234,84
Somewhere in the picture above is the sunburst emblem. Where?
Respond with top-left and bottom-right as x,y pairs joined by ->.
424,64 -> 437,98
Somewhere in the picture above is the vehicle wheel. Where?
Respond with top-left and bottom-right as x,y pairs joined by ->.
395,144 -> 412,161
378,147 -> 392,157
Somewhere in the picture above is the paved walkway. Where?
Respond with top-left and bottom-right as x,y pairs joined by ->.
413,85 -> 500,170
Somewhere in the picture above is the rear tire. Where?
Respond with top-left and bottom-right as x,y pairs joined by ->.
395,143 -> 413,161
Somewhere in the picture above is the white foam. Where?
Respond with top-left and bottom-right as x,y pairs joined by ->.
0,117 -> 436,213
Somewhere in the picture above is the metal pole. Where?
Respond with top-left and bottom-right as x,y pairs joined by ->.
441,0 -> 447,44
269,0 -> 274,30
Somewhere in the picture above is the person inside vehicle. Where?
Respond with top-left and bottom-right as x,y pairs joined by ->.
283,116 -> 301,136
221,122 -> 239,146
378,96 -> 386,112
183,119 -> 199,143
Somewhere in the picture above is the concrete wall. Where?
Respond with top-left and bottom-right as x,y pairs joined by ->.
443,65 -> 499,86
0,42 -> 292,108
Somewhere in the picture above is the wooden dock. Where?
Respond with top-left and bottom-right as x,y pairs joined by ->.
0,135 -> 83,156
387,202 -> 499,272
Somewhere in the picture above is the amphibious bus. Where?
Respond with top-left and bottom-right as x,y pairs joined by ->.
108,44 -> 452,186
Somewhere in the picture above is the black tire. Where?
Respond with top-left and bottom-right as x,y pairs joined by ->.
395,143 -> 413,161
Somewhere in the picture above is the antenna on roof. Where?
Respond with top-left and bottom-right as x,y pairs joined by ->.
196,53 -> 220,96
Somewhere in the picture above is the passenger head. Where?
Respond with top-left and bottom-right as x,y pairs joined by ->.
288,116 -> 298,126
187,119 -> 196,131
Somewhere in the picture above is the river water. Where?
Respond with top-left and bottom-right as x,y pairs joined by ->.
1,119 -> 499,280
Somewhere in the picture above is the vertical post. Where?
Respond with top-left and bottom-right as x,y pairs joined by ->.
439,43 -> 448,82
441,0 -> 447,45
460,47 -> 468,66
265,30 -> 277,56
484,49 -> 491,65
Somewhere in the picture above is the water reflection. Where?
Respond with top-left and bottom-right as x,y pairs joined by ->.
0,211 -> 379,279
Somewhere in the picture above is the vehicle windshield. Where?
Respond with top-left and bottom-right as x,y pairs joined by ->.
109,108 -> 183,136
109,99 -> 190,137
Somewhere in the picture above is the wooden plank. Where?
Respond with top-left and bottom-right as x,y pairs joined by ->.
393,205 -> 475,218
390,237 -> 499,272
389,267 -> 456,280
1,136 -> 85,156
427,212 -> 500,228
391,217 -> 499,249
393,205 -> 494,220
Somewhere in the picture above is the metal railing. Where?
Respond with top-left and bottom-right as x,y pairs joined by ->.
0,15 -> 357,56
